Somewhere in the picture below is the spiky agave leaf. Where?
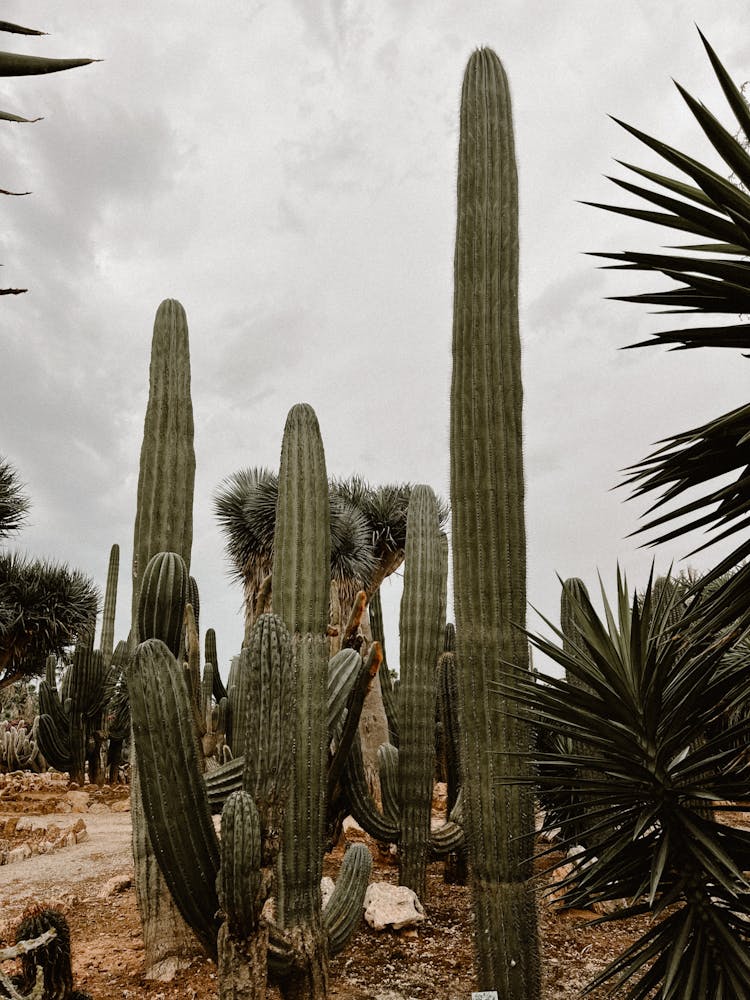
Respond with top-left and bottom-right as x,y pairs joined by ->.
0,458 -> 29,539
499,569 -> 750,998
588,31 -> 750,636
0,552 -> 98,688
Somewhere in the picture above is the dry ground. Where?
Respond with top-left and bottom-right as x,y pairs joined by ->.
1,773 -> 735,999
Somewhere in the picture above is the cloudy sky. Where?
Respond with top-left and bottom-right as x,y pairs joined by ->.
1,1 -> 748,676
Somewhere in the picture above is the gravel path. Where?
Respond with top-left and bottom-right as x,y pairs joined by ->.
0,812 -> 133,922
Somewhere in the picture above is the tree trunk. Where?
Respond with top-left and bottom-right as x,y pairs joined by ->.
356,606 -> 389,805
278,922 -> 328,1000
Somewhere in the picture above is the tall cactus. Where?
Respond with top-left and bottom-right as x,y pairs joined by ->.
341,487 -> 462,897
130,298 -> 195,622
449,48 -> 540,995
129,298 -> 197,980
99,543 -> 119,666
272,402 -> 333,999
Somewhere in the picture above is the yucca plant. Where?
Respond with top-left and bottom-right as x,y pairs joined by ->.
503,569 -> 750,998
588,29 -> 750,638
0,458 -> 29,538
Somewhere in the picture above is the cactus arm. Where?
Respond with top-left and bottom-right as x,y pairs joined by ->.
205,628 -> 228,702
368,588 -> 399,745
450,48 -> 540,994
326,641 -> 383,806
127,638 -> 220,959
35,714 -> 70,772
342,733 -> 399,843
378,743 -> 400,828
205,755 -> 245,812
326,648 -> 364,742
323,844 -> 372,955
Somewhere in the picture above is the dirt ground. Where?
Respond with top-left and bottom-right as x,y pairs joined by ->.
0,773 -> 734,1000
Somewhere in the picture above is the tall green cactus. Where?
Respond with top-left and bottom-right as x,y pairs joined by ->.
341,487 -> 463,897
449,48 -> 540,995
129,298 -> 197,980
99,543 -> 119,667
130,298 -> 195,624
272,402 -> 333,998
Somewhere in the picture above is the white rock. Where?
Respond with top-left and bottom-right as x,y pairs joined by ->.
363,883 -> 425,931
321,876 -> 335,909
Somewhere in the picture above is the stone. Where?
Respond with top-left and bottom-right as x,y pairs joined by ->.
321,876 -> 335,909
363,883 -> 425,931
111,799 -> 131,813
88,802 -> 110,814
66,790 -> 89,813
99,874 -> 133,898
342,816 -> 368,843
6,843 -> 32,864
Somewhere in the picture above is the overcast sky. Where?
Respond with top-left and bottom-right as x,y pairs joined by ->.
2,2 -> 748,677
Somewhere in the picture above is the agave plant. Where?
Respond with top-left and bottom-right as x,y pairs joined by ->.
588,29 -> 750,638
1,19 -> 98,294
503,569 -> 750,998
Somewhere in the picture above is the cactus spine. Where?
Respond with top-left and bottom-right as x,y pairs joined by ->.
449,49 -> 540,995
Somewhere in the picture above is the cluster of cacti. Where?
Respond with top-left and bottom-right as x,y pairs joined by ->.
35,643 -> 118,787
34,544 -> 122,786
449,47 -> 540,996
128,404 -> 372,999
340,485 -> 464,900
0,718 -> 44,773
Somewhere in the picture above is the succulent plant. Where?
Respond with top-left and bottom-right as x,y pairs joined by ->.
449,48 -> 539,995
340,487 -> 464,899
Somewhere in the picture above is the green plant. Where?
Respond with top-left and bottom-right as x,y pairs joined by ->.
36,638 -> 118,785
449,47 -> 539,995
129,298 -> 197,979
0,21 -> 98,295
589,30 -> 750,639
4,903 -> 92,1000
0,552 -> 98,691
340,486 -> 463,899
505,569 -> 750,998
128,405 -> 371,999
0,459 -> 29,538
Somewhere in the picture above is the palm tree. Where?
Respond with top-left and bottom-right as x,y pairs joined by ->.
505,569 -> 750,998
587,29 -> 750,638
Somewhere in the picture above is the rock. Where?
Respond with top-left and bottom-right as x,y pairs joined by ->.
66,790 -> 90,813
342,816 -> 368,843
6,843 -> 33,864
321,876 -> 335,909
363,883 -> 425,931
88,802 -> 110,814
99,875 -> 133,898
111,799 -> 131,813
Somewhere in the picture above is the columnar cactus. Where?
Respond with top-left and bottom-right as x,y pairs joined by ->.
130,298 -> 195,623
449,48 -> 540,995
0,719 -> 43,773
99,543 -> 119,667
129,406 -> 370,998
340,487 -> 463,898
272,402 -> 336,998
36,641 -> 118,785
129,298 -> 197,980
